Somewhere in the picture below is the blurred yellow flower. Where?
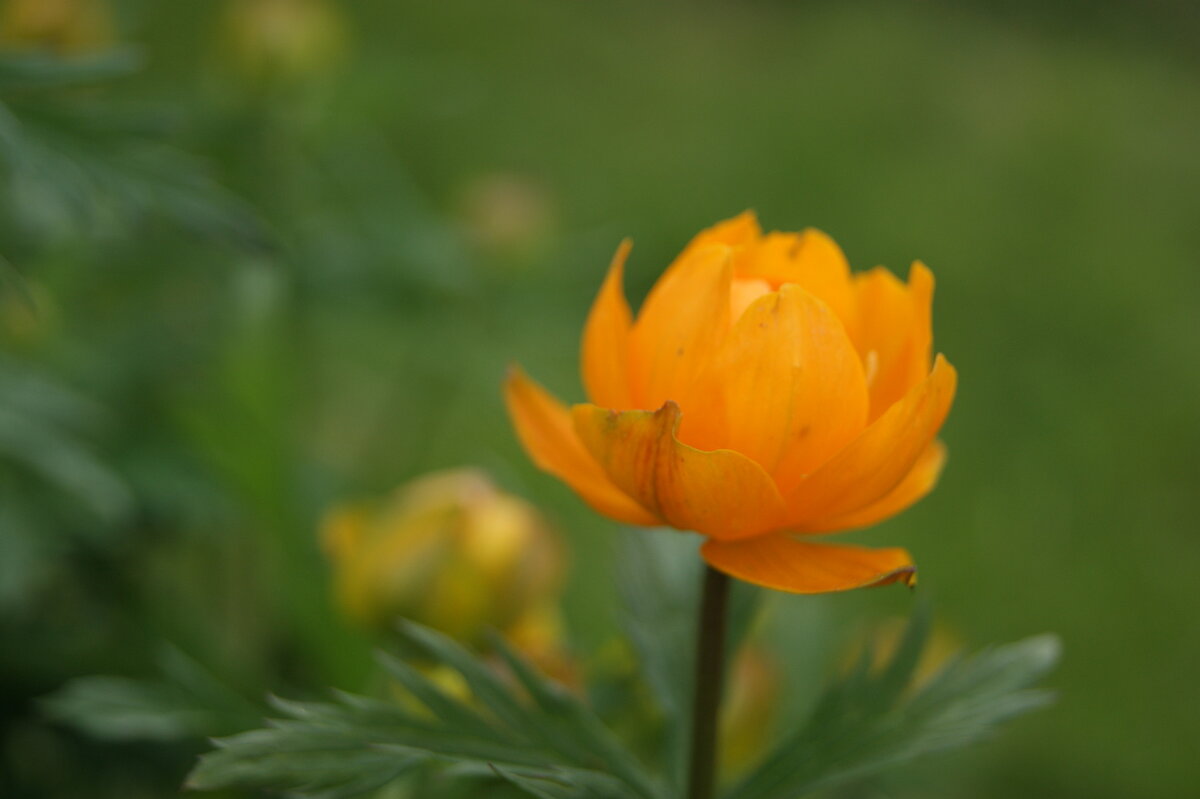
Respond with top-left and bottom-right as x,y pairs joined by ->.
458,172 -> 556,266
222,0 -> 345,81
321,468 -> 566,651
506,212 -> 955,594
843,616 -> 961,689
0,0 -> 113,54
720,645 -> 780,776
0,279 -> 56,347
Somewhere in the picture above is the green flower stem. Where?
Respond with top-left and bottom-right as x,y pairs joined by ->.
686,564 -> 731,799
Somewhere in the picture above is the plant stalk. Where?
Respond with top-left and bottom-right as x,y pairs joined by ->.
686,565 -> 730,799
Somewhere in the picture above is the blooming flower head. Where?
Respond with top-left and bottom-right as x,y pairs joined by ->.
505,212 -> 956,593
321,468 -> 565,647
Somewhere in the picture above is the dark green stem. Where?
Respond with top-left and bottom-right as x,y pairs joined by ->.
686,565 -> 730,799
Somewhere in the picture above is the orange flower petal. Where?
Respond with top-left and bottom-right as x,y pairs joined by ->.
853,262 -> 934,420
677,210 -> 762,260
680,285 -> 868,496
908,261 -> 934,366
701,535 -> 916,593
581,240 -> 634,409
734,229 -> 858,331
728,277 -> 773,321
787,355 -> 957,527
808,440 -> 947,533
628,244 -> 733,411
571,401 -> 787,540
504,368 -> 660,526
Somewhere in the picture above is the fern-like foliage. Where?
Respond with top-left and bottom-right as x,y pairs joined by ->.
725,608 -> 1060,799
41,646 -> 262,742
0,49 -> 269,250
186,621 -> 663,799
186,533 -> 1059,799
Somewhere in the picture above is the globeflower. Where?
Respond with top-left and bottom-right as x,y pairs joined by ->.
505,212 -> 955,594
320,468 -> 565,649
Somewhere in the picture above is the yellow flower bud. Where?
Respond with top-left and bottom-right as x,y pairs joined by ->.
457,172 -> 556,267
221,0 -> 346,82
321,468 -> 566,651
0,279 -> 57,348
0,0 -> 113,54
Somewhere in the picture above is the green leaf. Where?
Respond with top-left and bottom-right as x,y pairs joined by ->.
43,676 -> 215,741
492,764 -> 635,799
187,621 -> 657,798
375,650 -> 495,739
615,530 -> 701,793
726,614 -> 1060,799
397,620 -> 539,737
0,82 -> 271,250
615,530 -> 762,793
191,728 -> 424,799
0,366 -> 133,526
488,634 -> 660,799
0,49 -> 143,93
41,646 -> 261,742
0,251 -> 34,311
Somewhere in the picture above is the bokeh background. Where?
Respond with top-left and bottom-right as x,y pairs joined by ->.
2,0 -> 1198,797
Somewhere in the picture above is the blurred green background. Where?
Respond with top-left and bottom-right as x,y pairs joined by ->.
2,0 -> 1198,796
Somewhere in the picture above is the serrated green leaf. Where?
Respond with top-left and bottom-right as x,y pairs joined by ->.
727,617 -> 1060,799
257,696 -> 549,767
375,650 -> 495,737
397,620 -> 540,734
188,730 -> 423,798
0,87 -> 271,250
493,764 -> 635,799
489,634 -> 660,799
189,622 -> 656,798
40,646 -> 261,742
42,676 -> 217,741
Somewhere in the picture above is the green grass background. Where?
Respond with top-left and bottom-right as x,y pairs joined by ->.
2,1 -> 1198,796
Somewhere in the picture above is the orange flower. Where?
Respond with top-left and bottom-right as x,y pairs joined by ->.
505,212 -> 956,593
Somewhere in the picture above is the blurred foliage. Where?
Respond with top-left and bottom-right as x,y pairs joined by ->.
42,645 -> 262,742
189,621 -> 663,799
0,1 -> 1197,797
183,539 -> 1056,799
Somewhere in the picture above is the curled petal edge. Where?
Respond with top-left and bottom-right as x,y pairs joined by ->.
572,401 -> 788,541
701,535 -> 916,594
504,367 -> 660,527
